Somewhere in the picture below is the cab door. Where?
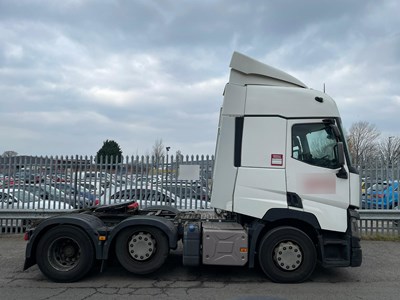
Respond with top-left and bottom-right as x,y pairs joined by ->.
285,119 -> 350,232
233,116 -> 288,219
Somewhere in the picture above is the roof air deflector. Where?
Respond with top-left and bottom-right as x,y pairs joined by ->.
229,52 -> 307,88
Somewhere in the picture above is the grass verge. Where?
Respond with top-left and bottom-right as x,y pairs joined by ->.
362,234 -> 400,241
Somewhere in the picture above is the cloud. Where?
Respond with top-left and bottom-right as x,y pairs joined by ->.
0,0 -> 399,157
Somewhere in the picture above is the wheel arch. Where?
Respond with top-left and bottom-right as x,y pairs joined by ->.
24,213 -> 104,270
103,215 -> 178,260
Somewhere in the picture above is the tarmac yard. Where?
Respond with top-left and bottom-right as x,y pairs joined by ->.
0,235 -> 399,300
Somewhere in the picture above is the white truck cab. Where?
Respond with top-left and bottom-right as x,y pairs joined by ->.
210,53 -> 361,282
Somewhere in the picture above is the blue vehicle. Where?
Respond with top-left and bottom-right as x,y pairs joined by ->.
362,180 -> 399,209
52,182 -> 99,207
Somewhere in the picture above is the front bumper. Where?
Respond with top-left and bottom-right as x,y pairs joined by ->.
349,209 -> 362,267
319,209 -> 362,268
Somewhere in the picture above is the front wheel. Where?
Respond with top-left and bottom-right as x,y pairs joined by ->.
115,226 -> 169,274
258,226 -> 317,283
36,225 -> 95,282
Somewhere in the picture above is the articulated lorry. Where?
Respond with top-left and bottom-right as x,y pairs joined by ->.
23,52 -> 362,283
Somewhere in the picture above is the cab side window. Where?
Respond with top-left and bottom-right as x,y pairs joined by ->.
292,123 -> 340,169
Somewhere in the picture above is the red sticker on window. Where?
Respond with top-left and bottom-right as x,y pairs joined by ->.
271,154 -> 283,166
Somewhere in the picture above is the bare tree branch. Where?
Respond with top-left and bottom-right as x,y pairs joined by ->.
347,121 -> 380,165
152,138 -> 165,162
379,136 -> 400,166
2,150 -> 18,157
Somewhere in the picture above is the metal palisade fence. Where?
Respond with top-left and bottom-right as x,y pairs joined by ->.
358,160 -> 400,236
0,155 -> 399,236
0,155 -> 213,233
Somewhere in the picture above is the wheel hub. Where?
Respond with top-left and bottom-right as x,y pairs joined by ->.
128,232 -> 156,261
63,244 -> 76,257
48,238 -> 80,271
273,241 -> 302,271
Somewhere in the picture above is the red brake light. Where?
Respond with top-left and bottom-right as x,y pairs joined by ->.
128,202 -> 139,209
94,199 -> 100,206
24,232 -> 29,241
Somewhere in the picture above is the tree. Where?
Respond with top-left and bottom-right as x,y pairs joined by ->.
347,121 -> 380,165
152,138 -> 165,161
96,140 -> 123,164
2,150 -> 18,157
378,136 -> 400,166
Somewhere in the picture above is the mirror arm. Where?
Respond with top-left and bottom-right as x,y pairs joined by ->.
336,142 -> 348,179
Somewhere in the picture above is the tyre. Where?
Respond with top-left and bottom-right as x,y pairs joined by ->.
115,226 -> 169,274
258,226 -> 317,283
36,225 -> 95,282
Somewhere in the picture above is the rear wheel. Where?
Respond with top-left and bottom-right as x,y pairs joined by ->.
258,226 -> 317,283
36,225 -> 95,282
115,226 -> 169,274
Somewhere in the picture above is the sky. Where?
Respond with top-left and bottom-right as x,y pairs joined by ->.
0,0 -> 399,157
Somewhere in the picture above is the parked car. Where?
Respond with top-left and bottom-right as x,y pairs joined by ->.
77,171 -> 112,181
164,184 -> 211,201
0,175 -> 15,188
100,186 -> 210,209
14,172 -> 43,184
362,180 -> 399,209
78,182 -> 105,196
75,171 -> 119,186
47,174 -> 70,183
0,188 -> 74,232
24,184 -> 89,209
51,183 -> 99,207
0,189 -> 73,210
